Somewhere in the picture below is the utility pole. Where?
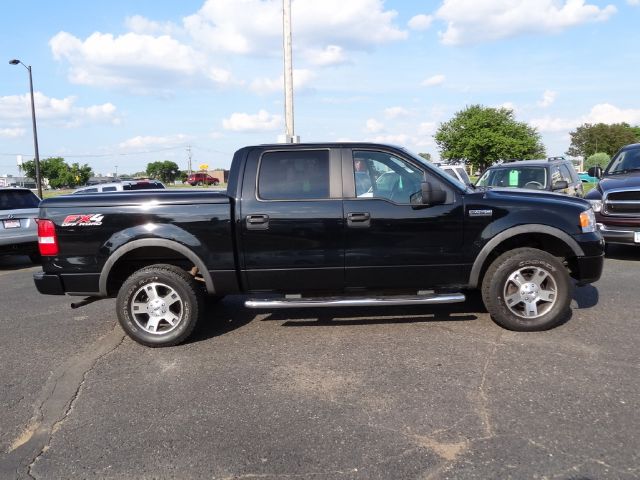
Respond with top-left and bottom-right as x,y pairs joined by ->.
281,0 -> 299,143
187,145 -> 192,176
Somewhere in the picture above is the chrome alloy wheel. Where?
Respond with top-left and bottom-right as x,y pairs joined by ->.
503,266 -> 558,319
130,282 -> 184,335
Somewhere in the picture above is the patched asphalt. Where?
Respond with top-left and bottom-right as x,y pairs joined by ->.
0,248 -> 639,479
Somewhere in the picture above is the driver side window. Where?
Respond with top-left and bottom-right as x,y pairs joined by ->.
353,150 -> 423,204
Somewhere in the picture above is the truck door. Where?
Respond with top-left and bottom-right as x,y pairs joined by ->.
239,147 -> 344,291
343,148 -> 466,289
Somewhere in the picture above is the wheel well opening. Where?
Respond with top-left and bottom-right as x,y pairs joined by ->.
106,246 -> 197,296
477,233 -> 575,287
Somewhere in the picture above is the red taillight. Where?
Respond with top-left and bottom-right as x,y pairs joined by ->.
37,219 -> 59,256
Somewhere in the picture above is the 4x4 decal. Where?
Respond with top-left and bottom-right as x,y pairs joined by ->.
61,214 -> 104,227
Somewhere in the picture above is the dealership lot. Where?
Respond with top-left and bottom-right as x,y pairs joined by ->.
1,250 -> 639,479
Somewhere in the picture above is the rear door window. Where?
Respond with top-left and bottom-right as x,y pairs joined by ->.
258,150 -> 330,200
0,190 -> 40,209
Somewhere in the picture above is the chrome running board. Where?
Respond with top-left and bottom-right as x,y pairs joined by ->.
245,293 -> 465,309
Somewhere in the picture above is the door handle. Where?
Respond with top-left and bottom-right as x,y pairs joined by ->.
246,214 -> 269,230
347,212 -> 370,228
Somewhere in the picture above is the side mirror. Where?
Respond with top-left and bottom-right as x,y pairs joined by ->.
552,180 -> 569,191
588,166 -> 603,178
420,181 -> 447,206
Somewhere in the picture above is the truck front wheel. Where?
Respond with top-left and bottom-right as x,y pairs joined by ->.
116,264 -> 204,347
481,248 -> 572,331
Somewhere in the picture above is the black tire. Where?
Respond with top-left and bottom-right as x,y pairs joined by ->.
116,264 -> 204,347
481,248 -> 572,331
213,181 -> 219,186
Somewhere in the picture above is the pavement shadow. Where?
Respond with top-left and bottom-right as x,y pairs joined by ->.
190,293 -> 484,343
573,284 -> 599,309
605,244 -> 640,261
0,254 -> 38,271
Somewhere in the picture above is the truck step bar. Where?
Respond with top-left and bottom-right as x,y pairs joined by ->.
245,293 -> 466,309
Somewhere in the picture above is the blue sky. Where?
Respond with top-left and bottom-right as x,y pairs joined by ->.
1,0 -> 639,176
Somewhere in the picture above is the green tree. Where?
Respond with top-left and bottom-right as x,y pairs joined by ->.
178,170 -> 188,183
418,152 -> 432,162
566,123 -> 639,158
22,157 -> 93,188
434,105 -> 545,171
584,152 -> 611,171
146,161 -> 180,183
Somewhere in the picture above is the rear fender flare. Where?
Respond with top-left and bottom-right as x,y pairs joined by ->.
98,238 -> 215,295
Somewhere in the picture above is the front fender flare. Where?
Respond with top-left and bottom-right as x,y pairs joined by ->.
468,224 -> 584,288
98,238 -> 215,296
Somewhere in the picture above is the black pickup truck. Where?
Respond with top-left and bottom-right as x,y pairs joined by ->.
34,143 -> 604,347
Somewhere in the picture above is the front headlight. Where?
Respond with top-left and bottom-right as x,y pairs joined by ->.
588,199 -> 602,213
579,209 -> 597,233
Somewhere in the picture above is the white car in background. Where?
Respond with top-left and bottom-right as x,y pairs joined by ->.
72,179 -> 166,194
437,164 -> 472,185
0,187 -> 41,262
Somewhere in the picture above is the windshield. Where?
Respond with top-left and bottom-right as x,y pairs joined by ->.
0,189 -> 40,209
476,166 -> 548,190
605,147 -> 640,175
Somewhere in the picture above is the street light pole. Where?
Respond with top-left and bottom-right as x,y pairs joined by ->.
9,59 -> 43,198
282,0 -> 297,143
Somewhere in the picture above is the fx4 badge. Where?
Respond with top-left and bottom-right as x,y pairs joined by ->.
62,214 -> 104,227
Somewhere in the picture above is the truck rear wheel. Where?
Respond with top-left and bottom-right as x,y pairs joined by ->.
116,264 -> 204,347
481,248 -> 572,331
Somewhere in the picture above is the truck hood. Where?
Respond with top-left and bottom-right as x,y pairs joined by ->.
472,187 -> 590,209
597,173 -> 640,192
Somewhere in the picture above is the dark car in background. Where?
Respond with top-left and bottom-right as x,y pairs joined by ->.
476,157 -> 583,197
0,187 -> 41,262
187,173 -> 220,186
585,142 -> 640,245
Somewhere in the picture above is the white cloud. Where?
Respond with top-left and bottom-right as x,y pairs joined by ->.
384,106 -> 410,119
49,31 -> 235,93
365,118 -> 384,133
408,14 -> 433,31
124,15 -> 179,36
531,103 -> 640,133
222,110 -> 282,132
0,128 -> 25,138
498,101 -> 516,111
304,45 -> 348,66
436,0 -> 617,46
0,92 -> 119,127
118,134 -> 192,149
584,103 -> 640,124
183,0 -> 407,55
250,69 -> 315,94
418,122 -> 437,136
537,90 -> 557,108
627,0 -> 639,5
422,74 -> 446,87
367,133 -> 410,145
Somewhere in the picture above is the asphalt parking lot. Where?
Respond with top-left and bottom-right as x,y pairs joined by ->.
1,249 -> 639,480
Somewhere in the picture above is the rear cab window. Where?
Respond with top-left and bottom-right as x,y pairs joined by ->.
258,150 -> 330,200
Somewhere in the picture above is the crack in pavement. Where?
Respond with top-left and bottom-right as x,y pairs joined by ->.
0,323 -> 125,479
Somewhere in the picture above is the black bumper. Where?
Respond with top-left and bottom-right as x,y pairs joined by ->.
33,272 -> 65,295
571,254 -> 604,286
